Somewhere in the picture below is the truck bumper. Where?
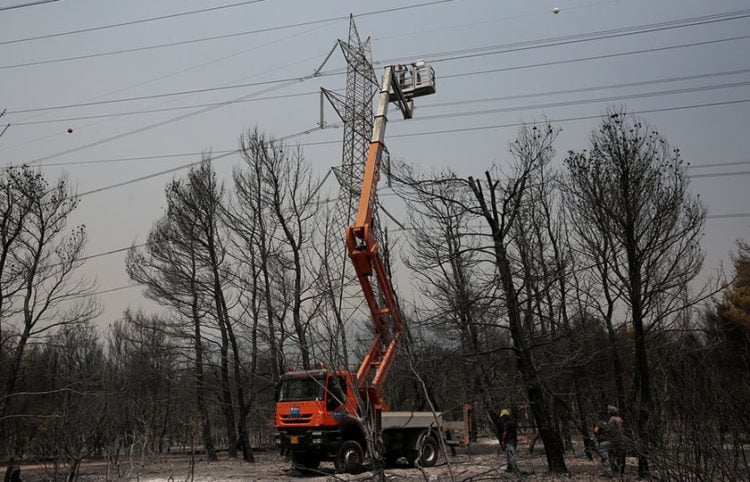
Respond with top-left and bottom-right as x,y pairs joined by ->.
275,427 -> 340,457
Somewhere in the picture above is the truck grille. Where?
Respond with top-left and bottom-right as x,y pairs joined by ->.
279,413 -> 313,425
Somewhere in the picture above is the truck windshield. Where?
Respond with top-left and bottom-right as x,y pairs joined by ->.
278,377 -> 326,402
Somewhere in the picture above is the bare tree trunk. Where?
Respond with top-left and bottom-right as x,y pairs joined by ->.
215,320 -> 238,458
496,237 -> 568,473
468,169 -> 568,474
191,277 -> 217,461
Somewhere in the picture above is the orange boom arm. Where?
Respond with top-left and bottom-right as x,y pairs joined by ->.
346,62 -> 435,408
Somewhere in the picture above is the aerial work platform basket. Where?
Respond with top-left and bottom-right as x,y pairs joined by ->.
391,60 -> 435,100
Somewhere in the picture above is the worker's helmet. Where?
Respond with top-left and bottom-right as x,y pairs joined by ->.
500,409 -> 510,418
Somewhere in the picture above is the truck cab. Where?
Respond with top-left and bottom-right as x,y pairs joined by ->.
274,369 -> 364,471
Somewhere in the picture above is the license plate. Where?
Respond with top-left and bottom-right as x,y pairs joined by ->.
290,436 -> 299,444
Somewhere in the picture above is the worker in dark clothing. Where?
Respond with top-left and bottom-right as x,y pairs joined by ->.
593,405 -> 625,477
607,405 -> 625,475
500,409 -> 519,473
593,413 -> 614,477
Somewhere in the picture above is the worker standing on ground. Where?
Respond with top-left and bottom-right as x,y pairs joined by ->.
607,405 -> 625,475
594,411 -> 614,477
499,409 -> 519,473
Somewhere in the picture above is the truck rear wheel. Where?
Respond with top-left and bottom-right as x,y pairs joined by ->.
408,434 -> 439,468
335,440 -> 364,474
419,435 -> 439,467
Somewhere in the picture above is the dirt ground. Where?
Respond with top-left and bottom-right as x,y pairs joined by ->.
19,438 -> 640,481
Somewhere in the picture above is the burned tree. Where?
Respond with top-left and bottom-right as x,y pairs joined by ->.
392,164 -> 499,413
564,108 -> 706,477
167,160 -> 252,460
0,166 -> 97,426
466,123 -> 568,474
126,163 -> 220,461
236,129 -> 321,371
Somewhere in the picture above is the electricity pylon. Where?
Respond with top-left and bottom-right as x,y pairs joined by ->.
317,16 -> 379,369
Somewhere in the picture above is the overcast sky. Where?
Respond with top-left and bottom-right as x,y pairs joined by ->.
1,0 -> 748,327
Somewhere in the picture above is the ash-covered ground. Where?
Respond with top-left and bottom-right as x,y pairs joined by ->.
22,438 -> 640,481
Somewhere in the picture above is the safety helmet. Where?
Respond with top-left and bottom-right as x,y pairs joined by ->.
500,409 -> 510,418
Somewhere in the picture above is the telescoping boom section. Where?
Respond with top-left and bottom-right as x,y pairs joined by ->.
346,61 -> 435,409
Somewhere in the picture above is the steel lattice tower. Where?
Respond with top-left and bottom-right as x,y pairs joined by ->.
322,17 -> 377,198
320,16 -> 379,368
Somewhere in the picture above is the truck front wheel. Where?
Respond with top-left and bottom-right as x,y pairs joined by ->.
335,440 -> 364,474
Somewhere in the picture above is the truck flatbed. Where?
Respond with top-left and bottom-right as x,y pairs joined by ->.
382,411 -> 442,430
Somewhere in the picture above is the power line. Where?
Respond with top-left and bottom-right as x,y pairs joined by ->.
0,17 -> 341,70
2,0 -> 455,48
6,33 -> 748,118
39,150 -> 750,172
416,81 -> 750,122
28,78 -> 306,165
4,6 -> 749,72
60,283 -> 141,300
0,18 -> 341,71
438,34 -> 750,82
0,0 -> 457,70
382,98 -> 750,141
11,66 -> 750,127
287,99 -> 750,149
2,4 -> 748,169
29,89 -> 750,170
425,10 -> 750,64
76,150 -> 238,198
42,150 -> 233,167
688,160 -> 750,169
689,170 -> 750,179
433,68 -> 750,109
80,244 -> 145,262
6,82 -> 331,115
76,123 -> 334,198
9,91 -> 322,124
67,98 -> 750,216
42,97 -> 750,170
707,212 -> 750,219
0,1 -> 266,45
5,9 -> 748,190
0,0 -> 58,11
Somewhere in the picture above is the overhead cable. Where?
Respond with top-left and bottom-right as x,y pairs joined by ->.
32,96 -> 750,169
6,34 -> 747,117
27,79 -> 306,165
0,1 -> 266,45
1,5 -> 747,71
0,0 -> 457,70
10,66 -> 750,126
70,98 -> 750,199
0,0 -> 58,11
75,122 -> 336,198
